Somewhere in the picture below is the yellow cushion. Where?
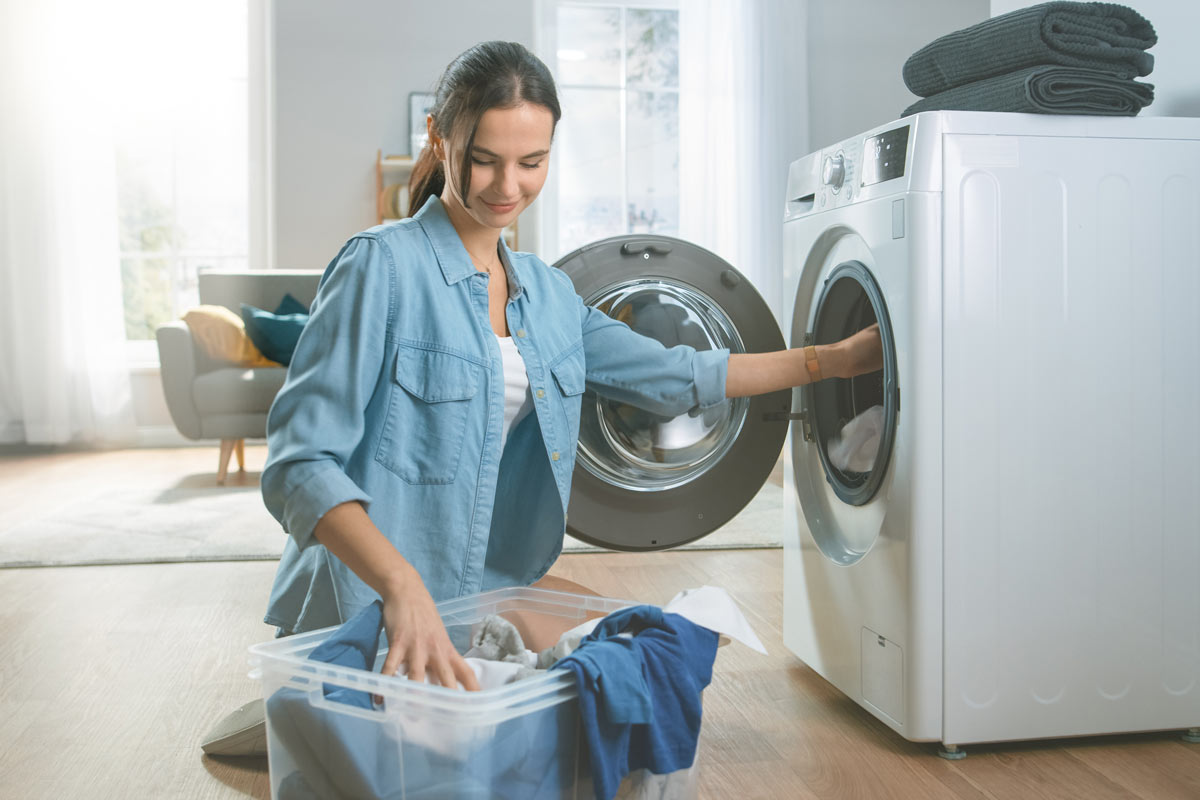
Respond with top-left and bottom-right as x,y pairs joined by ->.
182,305 -> 281,367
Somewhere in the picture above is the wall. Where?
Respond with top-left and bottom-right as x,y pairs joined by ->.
806,0 -> 990,148
990,0 -> 1200,117
270,0 -> 536,270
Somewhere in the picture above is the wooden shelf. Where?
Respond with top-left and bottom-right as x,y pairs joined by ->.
375,150 -> 414,224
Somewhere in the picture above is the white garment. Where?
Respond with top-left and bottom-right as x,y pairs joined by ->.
495,334 -> 533,448
828,405 -> 885,473
548,584 -> 768,658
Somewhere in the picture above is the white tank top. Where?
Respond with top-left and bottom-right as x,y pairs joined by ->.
496,334 -> 533,448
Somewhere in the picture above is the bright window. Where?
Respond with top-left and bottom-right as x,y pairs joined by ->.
550,2 -> 680,257
112,1 -> 249,341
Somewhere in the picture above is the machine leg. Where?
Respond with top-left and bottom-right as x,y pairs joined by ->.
1183,727 -> 1200,744
938,743 -> 967,760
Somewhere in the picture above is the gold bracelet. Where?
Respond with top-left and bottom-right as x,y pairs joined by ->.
804,345 -> 822,383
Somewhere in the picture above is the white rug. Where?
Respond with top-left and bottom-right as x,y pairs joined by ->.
0,474 -> 782,568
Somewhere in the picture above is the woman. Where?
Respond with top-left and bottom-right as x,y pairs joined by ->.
261,41 -> 882,693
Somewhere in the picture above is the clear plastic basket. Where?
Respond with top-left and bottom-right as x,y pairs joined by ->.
250,586 -> 700,799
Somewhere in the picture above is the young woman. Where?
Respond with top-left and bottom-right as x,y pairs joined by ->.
260,41 -> 882,693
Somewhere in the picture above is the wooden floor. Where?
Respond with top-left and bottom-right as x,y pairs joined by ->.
1,447 -> 1198,799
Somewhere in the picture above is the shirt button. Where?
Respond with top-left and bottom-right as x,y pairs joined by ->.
536,388 -> 545,399
516,329 -> 527,338
551,451 -> 560,461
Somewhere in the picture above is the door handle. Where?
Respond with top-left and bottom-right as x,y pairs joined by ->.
763,410 -> 814,442
620,242 -> 673,258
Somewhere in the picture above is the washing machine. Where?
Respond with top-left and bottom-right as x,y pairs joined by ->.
550,110 -> 1200,754
781,110 -> 1200,754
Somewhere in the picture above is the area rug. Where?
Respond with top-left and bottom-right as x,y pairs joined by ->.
0,473 -> 782,568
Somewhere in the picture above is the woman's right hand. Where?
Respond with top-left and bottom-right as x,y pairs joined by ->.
311,501 -> 481,692
379,565 -> 482,691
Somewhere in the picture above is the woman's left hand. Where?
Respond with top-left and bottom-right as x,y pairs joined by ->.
832,323 -> 883,379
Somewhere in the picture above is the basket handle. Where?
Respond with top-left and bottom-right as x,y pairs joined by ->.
307,688 -> 390,721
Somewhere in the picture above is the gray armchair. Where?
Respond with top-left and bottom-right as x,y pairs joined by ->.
155,270 -> 323,483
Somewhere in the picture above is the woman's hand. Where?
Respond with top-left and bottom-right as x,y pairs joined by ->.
312,501 -> 481,692
830,323 -> 883,379
379,566 -> 482,691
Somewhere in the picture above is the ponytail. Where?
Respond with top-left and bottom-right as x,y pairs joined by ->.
407,140 -> 444,217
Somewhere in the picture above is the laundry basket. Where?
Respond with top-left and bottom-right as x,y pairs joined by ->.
249,586 -> 702,799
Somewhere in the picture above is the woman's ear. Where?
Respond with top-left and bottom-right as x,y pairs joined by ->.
426,115 -> 443,159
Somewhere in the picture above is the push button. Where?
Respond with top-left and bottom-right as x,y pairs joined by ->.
551,451 -> 560,461
516,329 -> 527,338
536,388 -> 545,399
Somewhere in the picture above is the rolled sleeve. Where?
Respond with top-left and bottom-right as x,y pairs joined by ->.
690,346 -> 730,409
270,459 -> 372,550
261,235 -> 391,550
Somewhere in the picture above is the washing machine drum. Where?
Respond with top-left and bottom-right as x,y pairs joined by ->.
553,235 -> 790,551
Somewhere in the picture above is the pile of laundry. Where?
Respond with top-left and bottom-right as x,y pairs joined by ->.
902,2 -> 1157,117
265,586 -> 765,800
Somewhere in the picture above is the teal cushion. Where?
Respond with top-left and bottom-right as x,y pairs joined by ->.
274,293 -> 309,316
241,303 -> 309,366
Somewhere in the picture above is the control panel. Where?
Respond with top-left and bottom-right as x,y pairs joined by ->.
784,121 -> 913,221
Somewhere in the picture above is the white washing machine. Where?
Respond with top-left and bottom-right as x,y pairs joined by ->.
782,110 -> 1200,755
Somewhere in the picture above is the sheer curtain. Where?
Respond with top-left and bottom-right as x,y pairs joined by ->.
678,0 -> 809,324
0,0 -> 136,445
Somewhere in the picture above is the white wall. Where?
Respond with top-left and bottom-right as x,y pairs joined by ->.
990,0 -> 1200,117
806,0 -> 990,148
270,0 -> 536,270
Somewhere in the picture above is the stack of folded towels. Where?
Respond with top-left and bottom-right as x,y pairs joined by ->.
902,2 -> 1156,117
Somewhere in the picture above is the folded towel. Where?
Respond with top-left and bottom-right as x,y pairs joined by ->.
903,65 -> 1154,117
904,2 -> 1156,97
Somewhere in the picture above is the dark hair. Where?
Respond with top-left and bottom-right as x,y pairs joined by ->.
408,41 -> 561,216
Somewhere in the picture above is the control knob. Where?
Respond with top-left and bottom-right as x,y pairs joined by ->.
822,152 -> 845,191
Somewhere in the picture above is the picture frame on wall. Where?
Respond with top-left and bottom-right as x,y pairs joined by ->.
409,92 -> 435,158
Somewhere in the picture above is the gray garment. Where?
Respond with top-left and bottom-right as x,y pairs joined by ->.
464,615 -> 540,681
463,614 -> 593,680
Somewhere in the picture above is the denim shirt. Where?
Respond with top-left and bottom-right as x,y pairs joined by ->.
263,197 -> 729,633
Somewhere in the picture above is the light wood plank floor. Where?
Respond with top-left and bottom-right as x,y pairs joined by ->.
1,447 -> 1198,799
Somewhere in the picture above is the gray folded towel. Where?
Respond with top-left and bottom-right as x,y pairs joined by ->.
903,65 -> 1154,117
904,2 -> 1156,97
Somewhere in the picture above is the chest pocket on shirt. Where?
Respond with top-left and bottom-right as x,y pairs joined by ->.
377,346 -> 481,484
549,343 -> 586,442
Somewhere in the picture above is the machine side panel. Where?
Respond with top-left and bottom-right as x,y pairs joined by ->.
941,133 -> 1200,744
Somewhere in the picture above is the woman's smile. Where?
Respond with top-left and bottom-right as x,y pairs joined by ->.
482,199 -> 519,214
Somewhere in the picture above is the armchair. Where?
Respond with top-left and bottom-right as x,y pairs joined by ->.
155,270 -> 323,484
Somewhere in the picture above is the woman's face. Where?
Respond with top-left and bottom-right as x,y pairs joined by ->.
435,102 -> 555,233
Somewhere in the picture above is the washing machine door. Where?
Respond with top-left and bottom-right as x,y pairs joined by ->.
791,256 -> 899,565
554,235 -> 790,551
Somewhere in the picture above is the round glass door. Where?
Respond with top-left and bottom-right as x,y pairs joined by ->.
555,235 -> 789,551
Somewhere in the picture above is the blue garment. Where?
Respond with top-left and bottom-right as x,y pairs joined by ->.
267,601 -> 580,799
262,195 -> 730,633
552,606 -> 720,800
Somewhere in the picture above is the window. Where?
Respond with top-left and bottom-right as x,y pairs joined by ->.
112,1 -> 250,341
548,1 -> 679,258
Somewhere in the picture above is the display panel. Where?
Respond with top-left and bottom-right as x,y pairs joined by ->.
861,125 -> 910,187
